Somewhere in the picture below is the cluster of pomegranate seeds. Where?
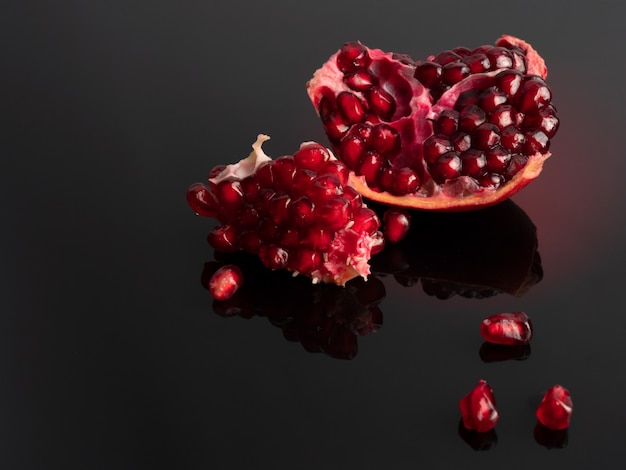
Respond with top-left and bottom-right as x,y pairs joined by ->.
207,264 -> 244,301
307,35 -> 559,211
187,135 -> 384,286
480,311 -> 533,346
536,385 -> 573,430
459,379 -> 500,433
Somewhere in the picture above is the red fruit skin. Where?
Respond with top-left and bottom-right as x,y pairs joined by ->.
208,265 -> 244,301
459,380 -> 500,433
536,385 -> 573,430
480,311 -> 532,346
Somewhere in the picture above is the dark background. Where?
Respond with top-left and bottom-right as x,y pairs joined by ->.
2,1 -> 626,468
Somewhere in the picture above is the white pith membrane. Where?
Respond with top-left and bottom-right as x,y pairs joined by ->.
209,135 -> 384,286
306,35 -> 555,211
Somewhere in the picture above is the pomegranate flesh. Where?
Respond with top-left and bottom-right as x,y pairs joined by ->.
187,135 -> 384,286
307,35 -> 559,211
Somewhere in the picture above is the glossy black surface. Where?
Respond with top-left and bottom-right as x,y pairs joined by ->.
3,1 -> 626,468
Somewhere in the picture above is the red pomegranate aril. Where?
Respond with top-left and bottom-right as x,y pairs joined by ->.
215,180 -> 244,209
187,182 -> 218,217
505,154 -> 529,180
486,47 -> 514,69
238,231 -> 262,254
459,105 -> 487,132
344,70 -> 378,91
358,151 -> 385,186
239,205 -> 260,228
392,167 -> 420,195
451,132 -> 471,153
452,46 -> 471,57
480,311 -> 532,346
485,145 -> 511,172
516,77 -> 552,114
434,110 -> 459,135
479,88 -> 508,112
208,265 -> 244,301
351,207 -> 380,234
371,124 -> 401,156
259,244 -> 289,270
383,208 -> 411,243
434,50 -> 462,65
293,143 -> 330,171
287,195 -> 315,227
305,227 -> 333,250
288,247 -> 323,275
500,126 -> 526,152
365,87 -> 396,120
272,157 -> 296,191
337,91 -> 366,124
536,385 -> 573,430
208,225 -> 238,252
459,380 -> 500,433
414,61 -> 442,87
323,112 -> 350,142
472,123 -> 501,150
524,130 -> 550,154
462,53 -> 491,73
317,197 -> 351,230
495,69 -> 524,99
488,104 -> 516,129
307,174 -> 343,204
339,134 -> 366,169
424,135 -> 453,164
442,62 -> 470,85
432,152 -> 462,182
336,42 -> 370,72
461,150 -> 487,177
476,173 -> 504,189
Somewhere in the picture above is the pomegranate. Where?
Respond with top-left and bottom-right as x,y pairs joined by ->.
536,385 -> 573,430
459,379 -> 500,433
480,311 -> 533,346
307,35 -> 558,211
201,252 -> 385,359
382,207 -> 411,243
207,264 -> 244,301
187,135 -> 384,286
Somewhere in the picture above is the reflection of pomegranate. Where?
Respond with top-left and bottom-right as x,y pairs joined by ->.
201,252 -> 385,360
369,199 -> 542,299
307,35 -> 559,211
187,135 -> 384,286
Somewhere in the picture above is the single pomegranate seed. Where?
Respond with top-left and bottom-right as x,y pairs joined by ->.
522,105 -> 560,138
414,61 -> 442,87
479,88 -> 508,112
433,110 -> 459,135
536,385 -> 573,430
344,70 -> 378,91
504,154 -> 528,180
317,197 -> 351,230
337,92 -> 366,124
259,244 -> 289,270
293,143 -> 330,171
459,380 -> 500,433
472,123 -> 501,150
524,129 -> 550,155
358,150 -> 384,187
480,311 -> 532,346
461,149 -> 487,177
459,105 -> 486,132
423,135 -> 452,164
208,265 -> 244,301
187,182 -> 218,217
455,89 -> 480,110
462,53 -> 491,73
323,112 -> 350,142
307,174 -> 343,204
272,157 -> 296,191
442,62 -> 470,85
383,208 -> 411,243
488,104 -> 516,129
487,47 -> 514,69
215,180 -> 244,209
365,87 -> 396,120
476,173 -> 504,189
433,50 -> 462,65
207,225 -> 238,252
495,69 -> 524,98
391,167 -> 420,195
431,151 -> 462,182
500,126 -> 526,152
516,77 -> 552,114
450,132 -> 471,152
336,42 -> 370,72
485,145 -> 511,172
371,124 -> 401,156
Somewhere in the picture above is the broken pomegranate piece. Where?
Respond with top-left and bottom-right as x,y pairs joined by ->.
480,311 -> 533,345
307,35 -> 559,211
536,385 -> 573,430
208,264 -> 244,301
459,379 -> 500,433
187,135 -> 384,286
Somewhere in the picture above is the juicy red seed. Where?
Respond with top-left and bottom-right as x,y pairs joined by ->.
255,161 -> 274,188
288,196 -> 314,227
472,123 -> 501,150
459,380 -> 500,433
307,174 -> 343,204
340,134 -> 366,169
516,77 -> 552,114
344,70 -> 378,91
452,46 -> 471,57
383,208 -> 411,243
268,194 -> 291,225
455,90 -> 480,110
239,205 -> 260,228
292,168 -> 316,194
351,207 -> 380,234
293,143 -> 330,171
511,49 -> 527,72
259,245 -> 289,270
479,88 -> 508,112
450,132 -> 471,152
272,157 -> 296,191
187,182 -> 218,217
317,197 -> 351,230
391,167 -> 420,195
477,173 -> 504,189
434,110 -> 459,135
459,105 -> 486,132
495,69 -> 524,98
348,122 -> 373,143
279,228 -> 300,247
536,385 -> 573,431
371,124 -> 401,156
207,225 -> 238,252
414,61 -> 442,87
336,42 -> 370,72
462,53 -> 491,73
337,91 -> 366,124
442,62 -> 470,85
461,149 -> 487,177
365,87 -> 396,121
304,227 -> 333,250
322,161 -> 350,185
487,47 -> 514,69
522,106 -> 560,138
323,112 -> 350,142
480,311 -> 533,346
288,248 -> 322,276
505,154 -> 528,180
524,130 -> 550,154
343,186 -> 363,209
423,135 -> 453,164
257,219 -> 279,242
488,105 -> 516,129
358,151 -> 385,187
215,180 -> 244,208
432,151 -> 462,182
318,95 -> 333,122
240,176 -> 260,201
500,126 -> 526,152
208,265 -> 243,301
485,145 -> 511,172
433,50 -> 462,65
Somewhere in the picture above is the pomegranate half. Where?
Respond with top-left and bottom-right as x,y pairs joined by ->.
307,35 -> 559,211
